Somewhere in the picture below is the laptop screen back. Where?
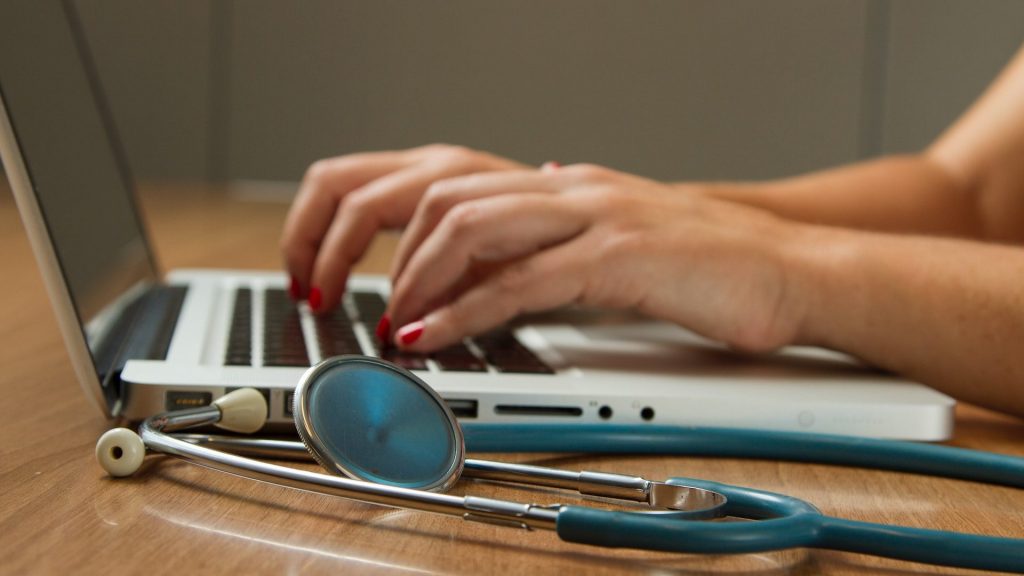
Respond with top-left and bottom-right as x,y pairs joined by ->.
0,1 -> 157,379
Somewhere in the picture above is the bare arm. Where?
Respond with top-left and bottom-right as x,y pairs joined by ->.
697,44 -> 1024,244
770,43 -> 1024,416
790,226 -> 1024,416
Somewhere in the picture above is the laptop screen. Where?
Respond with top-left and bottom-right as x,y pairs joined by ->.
0,1 -> 158,373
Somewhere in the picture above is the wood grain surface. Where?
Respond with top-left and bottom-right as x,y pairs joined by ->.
1,183 -> 1023,575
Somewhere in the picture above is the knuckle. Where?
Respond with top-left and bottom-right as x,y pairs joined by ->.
432,145 -> 476,170
339,190 -> 373,216
302,157 -> 359,197
302,159 -> 333,187
566,163 -> 610,182
442,203 -> 483,240
422,181 -> 459,218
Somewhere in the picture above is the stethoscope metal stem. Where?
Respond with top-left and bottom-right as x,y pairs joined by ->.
143,411 -> 560,531
173,433 -> 725,515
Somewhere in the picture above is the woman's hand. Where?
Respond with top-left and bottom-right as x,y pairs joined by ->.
384,163 -> 812,353
280,144 -> 528,312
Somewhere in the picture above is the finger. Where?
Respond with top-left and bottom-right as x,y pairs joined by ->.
389,170 -> 565,284
281,151 -> 413,295
308,159 -> 476,313
388,193 -> 588,331
394,241 -> 589,351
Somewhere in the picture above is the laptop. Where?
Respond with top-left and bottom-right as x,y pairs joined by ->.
0,0 -> 955,440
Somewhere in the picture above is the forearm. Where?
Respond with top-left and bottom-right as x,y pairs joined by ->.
689,154 -> 983,239
694,45 -> 1024,244
788,225 -> 1024,416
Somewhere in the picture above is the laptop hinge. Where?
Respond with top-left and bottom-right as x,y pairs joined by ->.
96,284 -> 189,413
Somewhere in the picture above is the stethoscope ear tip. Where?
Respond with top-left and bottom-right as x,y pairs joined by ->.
96,427 -> 145,477
213,388 -> 267,434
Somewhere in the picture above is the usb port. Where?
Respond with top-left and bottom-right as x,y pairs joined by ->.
285,391 -> 295,416
445,399 -> 478,419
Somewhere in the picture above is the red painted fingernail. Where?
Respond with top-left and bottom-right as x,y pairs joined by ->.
375,314 -> 391,342
288,276 -> 301,300
396,321 -> 424,346
541,161 -> 560,171
309,286 -> 322,312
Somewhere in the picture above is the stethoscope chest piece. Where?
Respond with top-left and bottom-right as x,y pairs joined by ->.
293,355 -> 465,492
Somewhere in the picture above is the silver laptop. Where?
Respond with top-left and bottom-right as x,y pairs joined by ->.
0,0 -> 955,440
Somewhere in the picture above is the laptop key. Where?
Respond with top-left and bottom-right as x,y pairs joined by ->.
432,342 -> 487,372
380,348 -> 429,370
351,291 -> 387,325
313,305 -> 363,357
473,329 -> 555,374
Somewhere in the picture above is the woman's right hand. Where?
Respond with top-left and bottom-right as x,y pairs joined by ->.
280,144 -> 528,313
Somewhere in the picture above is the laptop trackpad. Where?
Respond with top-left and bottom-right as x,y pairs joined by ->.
526,308 -> 878,379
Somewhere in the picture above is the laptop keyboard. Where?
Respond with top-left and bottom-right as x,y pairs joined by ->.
225,287 -> 554,374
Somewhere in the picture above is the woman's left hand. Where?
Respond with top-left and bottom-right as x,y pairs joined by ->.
385,163 -> 812,353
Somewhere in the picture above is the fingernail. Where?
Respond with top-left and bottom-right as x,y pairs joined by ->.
541,161 -> 560,172
375,314 -> 391,342
396,320 -> 424,346
309,286 -> 322,312
288,275 -> 301,300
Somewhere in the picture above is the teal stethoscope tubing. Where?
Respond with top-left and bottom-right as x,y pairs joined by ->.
464,424 -> 1024,488
560,478 -> 1024,572
465,424 -> 1024,572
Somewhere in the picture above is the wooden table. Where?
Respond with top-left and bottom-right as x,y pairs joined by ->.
2,182 -> 1023,575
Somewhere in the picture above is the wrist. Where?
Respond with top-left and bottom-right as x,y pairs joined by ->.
775,222 -> 867,350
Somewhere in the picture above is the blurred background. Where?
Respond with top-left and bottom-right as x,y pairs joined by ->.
62,0 -> 1024,187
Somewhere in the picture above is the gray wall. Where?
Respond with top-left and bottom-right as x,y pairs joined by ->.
881,0 -> 1024,153
76,0 -> 214,181
73,0 -> 1024,184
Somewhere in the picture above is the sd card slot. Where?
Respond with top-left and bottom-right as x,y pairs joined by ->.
494,405 -> 582,417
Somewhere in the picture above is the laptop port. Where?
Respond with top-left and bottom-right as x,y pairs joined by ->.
445,399 -> 478,419
165,391 -> 212,411
494,405 -> 583,417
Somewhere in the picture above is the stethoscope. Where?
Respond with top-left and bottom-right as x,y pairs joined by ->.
96,355 -> 1024,573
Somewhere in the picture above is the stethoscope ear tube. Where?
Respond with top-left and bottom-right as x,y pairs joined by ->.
463,424 -> 1024,488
